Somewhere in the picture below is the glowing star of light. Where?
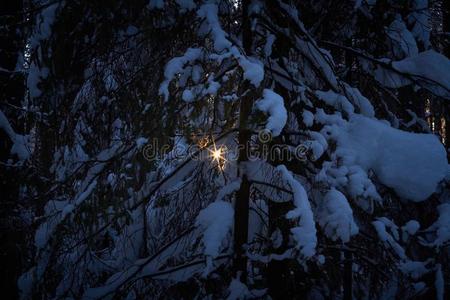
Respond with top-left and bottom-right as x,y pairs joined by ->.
208,143 -> 227,171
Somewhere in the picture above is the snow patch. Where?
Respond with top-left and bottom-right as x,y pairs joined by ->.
159,48 -> 202,101
319,189 -> 358,243
196,201 -> 234,258
375,50 -> 450,99
315,90 -> 354,116
256,89 -> 287,137
277,165 -> 317,258
334,115 -> 447,202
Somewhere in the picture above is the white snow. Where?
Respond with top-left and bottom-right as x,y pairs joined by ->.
427,203 -> 450,247
256,89 -> 287,137
347,165 -> 381,204
399,260 -> 430,279
332,114 -> 447,202
264,34 -> 276,57
182,89 -> 194,102
204,75 -> 221,96
197,4 -> 232,52
27,63 -> 49,98
319,189 -> 358,243
227,277 -> 250,300
237,56 -> 264,87
35,180 -> 97,249
277,165 -> 317,258
195,201 -> 234,258
386,17 -> 418,58
315,109 -> 346,126
215,179 -> 242,202
27,3 -> 58,99
375,50 -> 450,99
197,3 -> 264,87
307,131 -> 328,160
296,38 -> 338,91
0,110 -> 16,140
30,3 -> 58,48
159,48 -> 202,101
302,110 -> 314,127
402,220 -> 420,236
407,0 -> 431,48
107,173 -> 117,187
0,109 -> 30,161
372,218 -> 406,259
315,90 -> 354,116
343,83 -> 375,118
10,134 -> 30,161
135,137 -> 148,149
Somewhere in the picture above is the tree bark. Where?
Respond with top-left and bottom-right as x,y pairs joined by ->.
343,250 -> 353,300
264,2 -> 303,298
443,0 -> 450,154
0,1 -> 27,299
232,0 -> 253,282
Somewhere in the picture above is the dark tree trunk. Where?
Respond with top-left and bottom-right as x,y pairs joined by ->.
264,2 -> 305,298
444,0 -> 450,58
343,250 -> 353,300
232,0 -> 253,282
443,0 -> 450,153
0,1 -> 27,299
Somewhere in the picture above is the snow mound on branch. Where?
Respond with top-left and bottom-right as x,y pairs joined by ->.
135,137 -> 148,149
400,260 -> 431,279
319,189 -> 358,243
302,110 -> 314,127
402,220 -> 420,236
237,56 -> 264,87
277,165 -> 317,258
386,18 -> 418,58
372,218 -> 406,259
335,115 -> 447,202
408,0 -> 431,48
197,4 -> 231,52
227,277 -> 250,300
197,3 -> 264,87
31,3 -> 59,48
315,90 -> 354,116
375,50 -> 450,99
426,203 -> 450,247
0,109 -> 30,161
343,83 -> 375,117
159,48 -> 202,101
216,179 -> 242,202
256,89 -> 287,137
296,38 -> 338,90
196,201 -> 234,258
35,180 -> 98,249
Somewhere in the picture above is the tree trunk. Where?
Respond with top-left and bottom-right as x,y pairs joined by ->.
343,250 -> 353,300
264,2 -> 303,298
443,0 -> 450,154
0,1 -> 27,299
232,0 -> 253,282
